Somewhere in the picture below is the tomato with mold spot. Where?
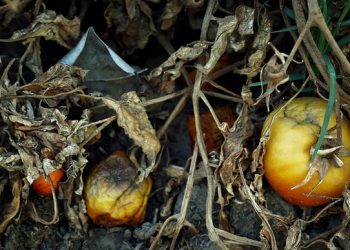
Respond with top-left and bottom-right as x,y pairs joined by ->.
83,150 -> 152,227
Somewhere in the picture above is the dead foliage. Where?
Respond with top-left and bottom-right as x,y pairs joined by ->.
1,0 -> 350,249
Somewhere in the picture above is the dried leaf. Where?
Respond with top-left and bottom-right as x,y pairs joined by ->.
0,154 -> 22,171
235,9 -> 271,78
160,0 -> 183,30
291,156 -> 329,192
238,176 -> 278,249
104,1 -> 155,53
3,0 -> 29,12
241,85 -> 254,106
9,115 -> 42,127
251,121 -> 271,174
0,0 -> 32,29
23,39 -> 43,76
196,15 -> 238,75
147,41 -> 209,92
285,220 -> 304,250
62,178 -> 88,231
3,10 -> 80,49
236,5 -> 255,36
251,10 -> 272,51
38,107 -> 70,135
30,131 -> 66,151
0,172 -> 21,233
15,147 -> 38,184
220,105 -> 254,194
0,63 -> 89,185
253,44 -> 293,110
0,10 -> 80,77
102,92 -> 160,172
22,63 -> 87,93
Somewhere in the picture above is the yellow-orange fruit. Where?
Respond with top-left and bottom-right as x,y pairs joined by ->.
83,151 -> 152,227
31,168 -> 65,196
262,97 -> 350,206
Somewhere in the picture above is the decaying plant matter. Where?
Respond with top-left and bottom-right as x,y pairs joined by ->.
148,0 -> 350,249
0,62 -> 160,230
1,0 -> 350,249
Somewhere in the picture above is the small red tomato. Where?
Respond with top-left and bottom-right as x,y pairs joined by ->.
262,97 -> 350,206
31,168 -> 65,196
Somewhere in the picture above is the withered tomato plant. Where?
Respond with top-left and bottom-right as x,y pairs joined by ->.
262,97 -> 350,206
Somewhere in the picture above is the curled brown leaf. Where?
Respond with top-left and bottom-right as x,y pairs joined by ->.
235,9 -> 271,78
105,1 -> 155,53
0,172 -> 21,234
220,105 -> 254,194
196,15 -> 238,75
102,92 -> 160,175
2,10 -> 80,49
147,41 -> 209,92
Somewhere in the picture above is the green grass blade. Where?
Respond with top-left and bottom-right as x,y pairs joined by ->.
320,0 -> 328,22
334,1 -> 350,36
337,34 -> 350,46
311,55 -> 337,162
340,19 -> 350,27
248,73 -> 305,87
283,6 -> 295,20
271,26 -> 297,33
316,0 -> 329,53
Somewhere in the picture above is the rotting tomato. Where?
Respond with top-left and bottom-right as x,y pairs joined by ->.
187,106 -> 235,152
83,150 -> 152,227
31,168 -> 65,196
262,97 -> 350,207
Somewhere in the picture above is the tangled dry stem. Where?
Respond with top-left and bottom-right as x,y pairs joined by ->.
133,0 -> 350,249
29,176 -> 59,225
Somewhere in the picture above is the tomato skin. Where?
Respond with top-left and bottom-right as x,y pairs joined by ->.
187,106 -> 235,152
262,97 -> 350,207
31,168 -> 65,196
83,151 -> 152,227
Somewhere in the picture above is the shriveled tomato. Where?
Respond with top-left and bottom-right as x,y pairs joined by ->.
262,97 -> 350,206
31,168 -> 65,196
83,151 -> 152,227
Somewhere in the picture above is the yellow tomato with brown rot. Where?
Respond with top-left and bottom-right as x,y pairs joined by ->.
84,150 -> 152,227
262,97 -> 350,206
